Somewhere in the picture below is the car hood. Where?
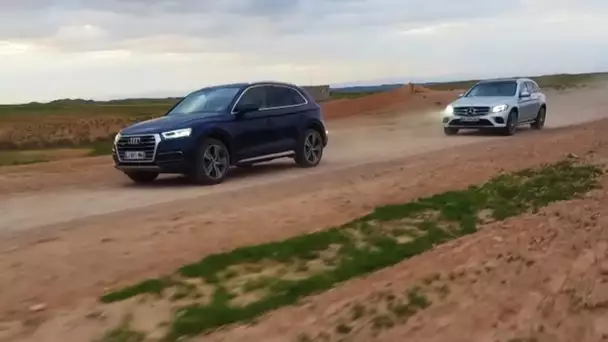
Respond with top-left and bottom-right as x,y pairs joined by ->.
120,112 -> 228,135
450,96 -> 514,107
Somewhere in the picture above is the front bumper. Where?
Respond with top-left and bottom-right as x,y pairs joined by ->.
113,152 -> 188,173
113,134 -> 196,174
442,113 -> 509,128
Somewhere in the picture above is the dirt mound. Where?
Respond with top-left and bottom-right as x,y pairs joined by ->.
321,85 -> 457,120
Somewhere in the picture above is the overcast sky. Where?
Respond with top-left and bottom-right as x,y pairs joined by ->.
0,0 -> 607,103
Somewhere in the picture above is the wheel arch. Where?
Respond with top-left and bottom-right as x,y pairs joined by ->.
196,127 -> 233,163
304,119 -> 327,145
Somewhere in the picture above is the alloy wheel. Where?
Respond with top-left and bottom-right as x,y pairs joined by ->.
538,108 -> 546,128
304,131 -> 323,164
508,114 -> 517,134
202,144 -> 229,180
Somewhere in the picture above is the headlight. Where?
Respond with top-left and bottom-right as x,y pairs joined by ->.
114,132 -> 121,144
161,128 -> 192,140
492,104 -> 508,113
444,105 -> 454,115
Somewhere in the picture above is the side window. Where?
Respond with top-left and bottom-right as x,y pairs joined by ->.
526,82 -> 537,93
236,86 -> 266,110
519,82 -> 530,95
266,86 -> 307,108
286,87 -> 307,105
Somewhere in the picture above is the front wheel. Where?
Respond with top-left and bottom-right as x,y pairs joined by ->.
189,138 -> 230,185
531,107 -> 546,130
295,129 -> 324,167
125,171 -> 158,184
501,111 -> 518,136
444,127 -> 459,136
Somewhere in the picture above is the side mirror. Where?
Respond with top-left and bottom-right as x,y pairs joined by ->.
233,103 -> 259,117
519,91 -> 531,98
457,93 -> 464,98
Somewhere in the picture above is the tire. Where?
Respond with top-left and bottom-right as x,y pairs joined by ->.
531,106 -> 546,130
189,138 -> 230,185
125,171 -> 158,184
444,127 -> 459,136
295,128 -> 324,167
502,110 -> 518,136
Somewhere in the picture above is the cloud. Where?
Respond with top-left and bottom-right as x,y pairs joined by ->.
0,41 -> 32,55
0,0 -> 606,103
399,22 -> 469,36
0,0 -> 520,52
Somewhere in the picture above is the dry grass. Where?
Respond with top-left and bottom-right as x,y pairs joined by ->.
0,148 -> 92,166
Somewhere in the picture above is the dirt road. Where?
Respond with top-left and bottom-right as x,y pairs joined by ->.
1,86 -> 607,234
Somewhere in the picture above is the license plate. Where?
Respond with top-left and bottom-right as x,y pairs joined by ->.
124,151 -> 146,160
461,117 -> 480,122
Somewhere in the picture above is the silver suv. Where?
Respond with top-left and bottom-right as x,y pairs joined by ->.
442,78 -> 547,136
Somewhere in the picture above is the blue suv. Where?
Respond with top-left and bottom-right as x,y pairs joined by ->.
112,81 -> 329,185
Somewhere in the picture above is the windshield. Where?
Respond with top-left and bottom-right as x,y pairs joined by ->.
465,81 -> 517,97
167,87 -> 241,115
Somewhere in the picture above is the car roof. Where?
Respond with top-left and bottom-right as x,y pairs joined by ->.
247,81 -> 302,88
193,81 -> 301,93
477,77 -> 535,84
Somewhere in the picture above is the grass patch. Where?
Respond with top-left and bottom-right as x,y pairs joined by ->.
87,139 -> 115,156
96,315 -> 146,342
99,159 -> 603,341
101,278 -> 171,303
323,283 -> 442,339
0,138 -> 115,167
0,150 -> 49,166
327,91 -> 378,101
0,148 -> 99,167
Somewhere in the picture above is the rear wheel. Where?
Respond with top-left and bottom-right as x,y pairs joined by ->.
125,171 -> 158,184
444,127 -> 459,136
531,106 -> 546,130
502,110 -> 518,136
190,138 -> 230,185
295,128 -> 324,167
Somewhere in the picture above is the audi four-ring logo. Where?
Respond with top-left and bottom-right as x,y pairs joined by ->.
128,137 -> 141,144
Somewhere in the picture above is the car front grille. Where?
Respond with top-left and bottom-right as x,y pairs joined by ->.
449,118 -> 494,127
454,106 -> 491,116
115,134 -> 159,163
